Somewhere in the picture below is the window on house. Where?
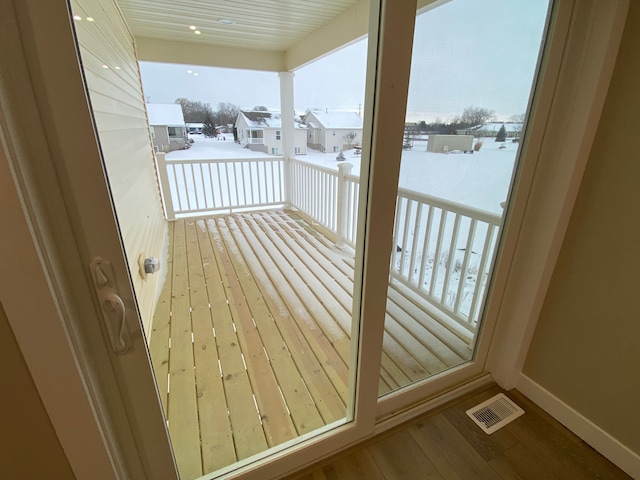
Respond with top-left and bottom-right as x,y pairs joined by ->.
276,130 -> 281,140
249,129 -> 264,143
167,126 -> 182,137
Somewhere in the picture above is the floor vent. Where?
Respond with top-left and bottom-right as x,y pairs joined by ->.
466,393 -> 524,434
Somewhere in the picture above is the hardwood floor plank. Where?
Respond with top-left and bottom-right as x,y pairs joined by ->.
166,220 -> 203,479
283,384 -> 631,480
409,413 -> 500,479
325,449 -> 386,480
503,390 -> 632,480
367,429 -> 444,479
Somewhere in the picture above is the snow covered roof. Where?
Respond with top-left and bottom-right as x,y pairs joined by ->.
306,111 -> 363,129
238,111 -> 306,129
146,104 -> 185,126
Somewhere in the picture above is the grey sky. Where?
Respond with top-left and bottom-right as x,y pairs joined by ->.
139,0 -> 549,123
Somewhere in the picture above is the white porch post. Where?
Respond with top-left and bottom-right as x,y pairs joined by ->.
336,162 -> 353,248
279,71 -> 295,205
154,152 -> 175,221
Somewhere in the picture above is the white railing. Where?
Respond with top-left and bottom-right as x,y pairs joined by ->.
288,159 -> 359,248
156,153 -> 285,219
155,153 -> 500,331
390,190 -> 501,332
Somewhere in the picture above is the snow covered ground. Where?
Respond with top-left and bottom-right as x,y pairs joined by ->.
170,133 -> 518,214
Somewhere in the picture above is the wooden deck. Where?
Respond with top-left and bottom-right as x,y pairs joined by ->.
149,209 -> 474,479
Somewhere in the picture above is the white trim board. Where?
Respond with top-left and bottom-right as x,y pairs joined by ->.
516,374 -> 640,479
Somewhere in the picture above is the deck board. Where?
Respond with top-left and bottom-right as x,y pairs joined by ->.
166,219 -> 202,479
188,220 -> 236,472
150,210 -> 474,479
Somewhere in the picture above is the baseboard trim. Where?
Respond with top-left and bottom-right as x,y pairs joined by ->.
516,373 -> 640,479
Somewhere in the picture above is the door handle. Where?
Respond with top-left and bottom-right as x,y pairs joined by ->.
90,257 -> 131,355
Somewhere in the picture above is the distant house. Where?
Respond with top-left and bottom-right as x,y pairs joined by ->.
235,111 -> 308,155
186,123 -> 204,134
458,122 -> 523,139
304,111 -> 364,153
146,104 -> 189,152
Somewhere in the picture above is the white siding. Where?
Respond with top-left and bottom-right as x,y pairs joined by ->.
71,0 -> 166,337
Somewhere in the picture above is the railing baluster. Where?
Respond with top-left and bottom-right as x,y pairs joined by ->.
418,205 -> 434,291
224,162 -> 232,211
441,213 -> 461,306
399,199 -> 413,279
408,203 -> 423,286
468,224 -> 496,327
454,218 -> 477,316
391,197 -> 403,270
351,182 -> 359,246
429,209 -> 447,298
197,163 -> 206,209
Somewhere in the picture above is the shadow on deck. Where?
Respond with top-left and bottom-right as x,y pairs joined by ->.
149,209 -> 473,479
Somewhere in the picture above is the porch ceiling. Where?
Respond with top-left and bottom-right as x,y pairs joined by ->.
116,0 -> 442,72
116,0 -> 369,71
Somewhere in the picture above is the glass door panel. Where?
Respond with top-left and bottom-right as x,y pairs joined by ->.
69,0 -> 370,477
379,0 -> 551,395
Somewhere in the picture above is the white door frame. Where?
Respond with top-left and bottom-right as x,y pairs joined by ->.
0,0 -> 629,478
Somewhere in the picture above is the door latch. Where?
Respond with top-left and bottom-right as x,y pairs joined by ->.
90,257 -> 131,355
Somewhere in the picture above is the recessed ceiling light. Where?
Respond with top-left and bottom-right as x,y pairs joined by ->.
86,17 -> 95,22
73,15 -> 82,21
218,18 -> 235,25
189,25 -> 197,30
194,30 -> 201,34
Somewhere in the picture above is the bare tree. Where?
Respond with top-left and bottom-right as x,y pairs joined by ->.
174,98 -> 212,123
214,102 -> 240,126
343,131 -> 357,148
457,106 -> 495,126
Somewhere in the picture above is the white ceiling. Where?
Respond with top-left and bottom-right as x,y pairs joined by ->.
116,0 -> 360,52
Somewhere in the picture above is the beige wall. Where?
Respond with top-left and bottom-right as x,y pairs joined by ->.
0,303 -> 75,478
523,1 -> 640,455
71,0 -> 167,335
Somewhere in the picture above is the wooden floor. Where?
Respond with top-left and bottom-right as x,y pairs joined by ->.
284,384 -> 632,480
149,210 -> 474,479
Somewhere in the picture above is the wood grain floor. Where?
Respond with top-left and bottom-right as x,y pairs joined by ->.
149,210 -> 474,479
283,384 -> 632,480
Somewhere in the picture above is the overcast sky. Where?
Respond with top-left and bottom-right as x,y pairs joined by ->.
139,0 -> 549,123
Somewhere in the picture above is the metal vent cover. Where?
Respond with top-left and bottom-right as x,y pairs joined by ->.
466,393 -> 524,434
